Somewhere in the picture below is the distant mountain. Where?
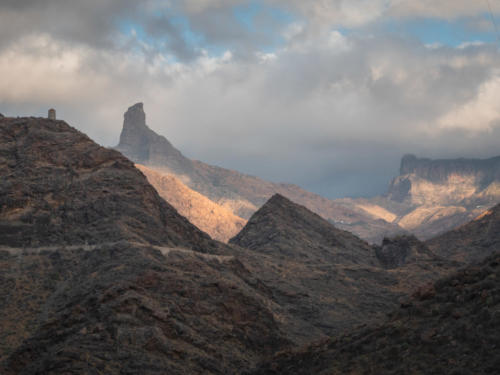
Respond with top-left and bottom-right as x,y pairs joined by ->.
388,153 -> 500,205
251,251 -> 500,375
428,202 -> 500,263
136,164 -> 246,242
116,103 -> 404,243
336,153 -> 500,240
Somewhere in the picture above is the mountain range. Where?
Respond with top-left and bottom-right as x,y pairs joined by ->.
115,103 -> 500,244
1,111 -> 500,374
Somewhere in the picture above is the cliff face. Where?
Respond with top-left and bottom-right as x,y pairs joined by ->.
115,103 -> 404,243
388,154 -> 500,205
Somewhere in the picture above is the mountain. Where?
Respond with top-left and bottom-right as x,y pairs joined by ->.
228,194 -> 456,343
336,153 -> 500,240
0,114 -> 448,374
115,103 -> 404,243
251,251 -> 500,375
230,194 -> 377,266
0,116 -> 223,252
428,203 -> 500,263
136,164 -> 246,242
0,115 -> 293,373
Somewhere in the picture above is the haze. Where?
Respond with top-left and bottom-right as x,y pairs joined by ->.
1,0 -> 500,198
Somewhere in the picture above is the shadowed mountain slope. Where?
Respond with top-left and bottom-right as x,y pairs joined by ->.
0,116 -> 225,253
115,103 -> 404,243
230,194 -> 377,266
251,252 -> 500,375
428,203 -> 500,263
1,244 -> 292,374
228,194 -> 456,343
136,164 -> 246,242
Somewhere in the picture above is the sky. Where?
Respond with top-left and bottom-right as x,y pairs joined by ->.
2,0 -> 500,198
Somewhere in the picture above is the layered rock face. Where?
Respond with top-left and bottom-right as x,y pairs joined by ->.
251,252 -> 500,375
388,154 -> 500,205
115,103 -> 403,243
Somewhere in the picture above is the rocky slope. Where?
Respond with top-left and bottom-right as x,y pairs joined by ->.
1,244 -> 291,374
115,103 -> 404,243
137,164 -> 246,242
1,116 -> 292,373
230,194 -> 377,266
228,194 -> 457,343
251,251 -> 500,375
428,202 -> 500,264
0,116 -> 224,253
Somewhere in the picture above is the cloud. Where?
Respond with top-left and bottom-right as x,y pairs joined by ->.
1,1 -> 500,198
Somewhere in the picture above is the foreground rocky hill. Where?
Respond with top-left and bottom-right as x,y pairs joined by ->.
251,251 -> 500,375
137,164 -> 246,242
0,116 -> 223,253
0,115 -> 426,373
1,113 -> 495,374
115,103 -> 404,243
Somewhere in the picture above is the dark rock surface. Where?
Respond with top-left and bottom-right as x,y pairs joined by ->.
228,194 -> 456,343
230,194 -> 377,266
251,252 -> 500,375
1,244 -> 291,374
428,203 -> 500,263
0,116 -> 224,252
376,235 -> 438,269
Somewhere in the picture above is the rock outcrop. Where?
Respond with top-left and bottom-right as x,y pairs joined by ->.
375,235 -> 438,269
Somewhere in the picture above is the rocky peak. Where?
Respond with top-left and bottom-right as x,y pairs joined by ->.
230,194 -> 377,266
116,103 -> 193,172
375,235 -> 437,269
